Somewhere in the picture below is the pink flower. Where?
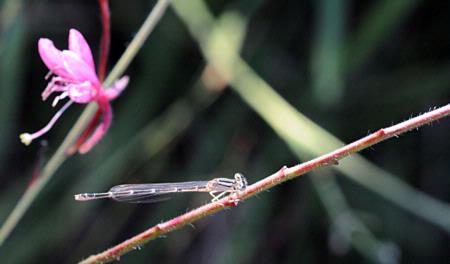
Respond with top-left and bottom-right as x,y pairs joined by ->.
20,29 -> 128,153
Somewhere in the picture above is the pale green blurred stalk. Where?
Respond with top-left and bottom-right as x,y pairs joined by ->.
312,170 -> 399,264
311,0 -> 345,106
173,0 -> 450,234
310,1 -> 395,262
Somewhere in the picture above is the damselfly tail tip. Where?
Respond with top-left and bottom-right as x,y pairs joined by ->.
74,191 -> 113,201
74,193 -> 91,201
74,193 -> 98,202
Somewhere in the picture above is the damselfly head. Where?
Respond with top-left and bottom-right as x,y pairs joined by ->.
233,173 -> 247,191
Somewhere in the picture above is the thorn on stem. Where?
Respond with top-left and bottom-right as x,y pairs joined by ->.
279,165 -> 288,177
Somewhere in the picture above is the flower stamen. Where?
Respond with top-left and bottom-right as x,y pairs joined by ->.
52,91 -> 69,107
45,71 -> 53,80
20,100 -> 73,145
42,76 -> 69,101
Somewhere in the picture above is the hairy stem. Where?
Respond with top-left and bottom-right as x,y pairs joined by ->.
80,102 -> 450,263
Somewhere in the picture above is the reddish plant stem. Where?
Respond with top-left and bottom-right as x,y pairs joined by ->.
98,0 -> 110,82
79,103 -> 450,264
66,108 -> 103,155
68,0 -> 110,154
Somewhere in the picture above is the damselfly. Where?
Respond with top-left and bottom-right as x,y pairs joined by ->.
74,173 -> 247,203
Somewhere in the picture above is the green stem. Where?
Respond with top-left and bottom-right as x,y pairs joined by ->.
104,0 -> 171,87
0,0 -> 171,247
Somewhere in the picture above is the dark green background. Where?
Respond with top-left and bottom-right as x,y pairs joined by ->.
1,0 -> 449,263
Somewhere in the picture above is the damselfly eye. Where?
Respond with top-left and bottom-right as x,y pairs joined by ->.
234,173 -> 248,190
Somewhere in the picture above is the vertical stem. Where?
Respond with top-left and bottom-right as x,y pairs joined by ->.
98,0 -> 110,81
103,0 -> 172,87
68,0 -> 110,154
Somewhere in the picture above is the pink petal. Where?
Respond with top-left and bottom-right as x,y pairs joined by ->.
68,29 -> 96,71
104,76 -> 129,100
78,101 -> 112,154
38,38 -> 73,80
67,82 -> 97,103
61,50 -> 100,85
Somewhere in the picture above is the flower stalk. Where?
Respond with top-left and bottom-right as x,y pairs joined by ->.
98,0 -> 110,81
